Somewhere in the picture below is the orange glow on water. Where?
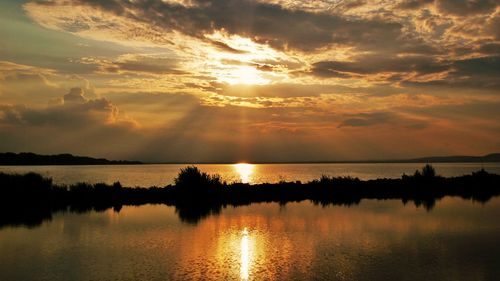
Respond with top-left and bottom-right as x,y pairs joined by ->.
240,227 -> 250,280
234,163 -> 254,183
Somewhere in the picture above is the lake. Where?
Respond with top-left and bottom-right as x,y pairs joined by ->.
1,163 -> 499,280
0,197 -> 499,281
1,162 -> 500,186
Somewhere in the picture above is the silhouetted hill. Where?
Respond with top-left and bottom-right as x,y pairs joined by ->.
403,153 -> 500,163
318,153 -> 500,163
226,153 -> 500,164
0,152 -> 142,165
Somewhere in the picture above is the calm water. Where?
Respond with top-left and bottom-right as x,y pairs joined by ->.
1,163 -> 499,186
0,198 -> 499,281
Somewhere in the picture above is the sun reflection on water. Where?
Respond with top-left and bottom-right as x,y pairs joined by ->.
241,227 -> 250,280
234,163 -> 254,183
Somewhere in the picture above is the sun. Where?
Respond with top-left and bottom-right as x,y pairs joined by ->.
204,31 -> 287,85
234,163 -> 254,183
217,66 -> 270,85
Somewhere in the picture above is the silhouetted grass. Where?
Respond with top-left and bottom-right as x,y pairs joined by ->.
1,165 -> 499,226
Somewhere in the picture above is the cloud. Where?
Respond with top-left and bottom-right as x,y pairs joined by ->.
213,83 -> 364,98
401,55 -> 500,90
338,112 -> 393,127
310,55 -> 449,81
0,88 -> 134,128
24,0 -> 422,53
487,14 -> 500,40
452,55 -> 499,77
22,0 -> 499,91
0,61 -> 64,105
338,112 -> 429,129
310,53 -> 500,91
63,87 -> 87,104
1,88 -> 499,161
77,54 -> 186,75
2,0 -> 500,161
209,40 -> 249,54
396,0 -> 434,10
478,43 -> 500,55
436,0 -> 498,16
101,91 -> 201,126
395,0 -> 499,15
0,61 -> 98,106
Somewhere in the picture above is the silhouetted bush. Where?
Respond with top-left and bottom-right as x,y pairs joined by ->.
421,164 -> 437,177
411,164 -> 437,178
174,166 -> 224,189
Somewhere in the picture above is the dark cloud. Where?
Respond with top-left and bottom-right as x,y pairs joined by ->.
45,0 -> 428,53
209,40 -> 248,54
335,0 -> 367,12
311,55 -> 449,78
452,55 -> 499,77
436,0 -> 498,16
478,43 -> 500,55
338,112 -> 392,128
89,56 -> 186,75
309,66 -> 352,79
423,55 -> 500,89
311,54 -> 500,90
338,112 -> 429,129
403,55 -> 500,90
396,0 -> 434,10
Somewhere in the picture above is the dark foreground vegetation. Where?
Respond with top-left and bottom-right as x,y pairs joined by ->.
0,152 -> 142,165
1,165 -> 499,227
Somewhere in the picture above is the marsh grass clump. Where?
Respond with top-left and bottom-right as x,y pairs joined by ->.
317,175 -> 361,184
0,172 -> 52,199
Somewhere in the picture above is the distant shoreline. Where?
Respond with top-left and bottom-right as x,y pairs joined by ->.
0,152 -> 142,165
2,161 -> 500,165
1,152 -> 499,165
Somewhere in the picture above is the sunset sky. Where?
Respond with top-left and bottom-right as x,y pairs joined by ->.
0,0 -> 499,162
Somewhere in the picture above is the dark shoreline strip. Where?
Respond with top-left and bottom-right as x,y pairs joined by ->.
1,166 -> 499,227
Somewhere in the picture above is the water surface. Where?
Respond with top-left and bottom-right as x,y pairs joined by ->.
1,162 -> 499,186
0,198 -> 499,281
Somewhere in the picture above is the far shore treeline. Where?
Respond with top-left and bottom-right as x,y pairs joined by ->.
0,152 -> 142,165
1,165 -> 499,227
1,152 -> 500,165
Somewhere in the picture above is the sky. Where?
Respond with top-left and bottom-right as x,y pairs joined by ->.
0,0 -> 499,162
